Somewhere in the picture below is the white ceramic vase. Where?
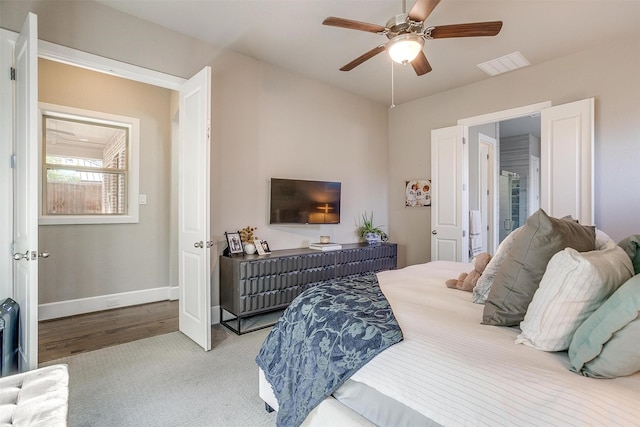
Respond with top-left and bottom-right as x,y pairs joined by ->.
243,242 -> 256,255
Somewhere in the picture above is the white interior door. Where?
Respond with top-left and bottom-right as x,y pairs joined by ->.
529,154 -> 540,215
13,12 -> 39,371
478,134 -> 496,254
178,66 -> 212,351
431,125 -> 468,262
541,98 -> 594,224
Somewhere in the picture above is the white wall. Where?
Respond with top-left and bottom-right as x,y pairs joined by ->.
0,1 -> 389,315
211,52 -> 388,248
389,36 -> 640,266
208,52 -> 389,307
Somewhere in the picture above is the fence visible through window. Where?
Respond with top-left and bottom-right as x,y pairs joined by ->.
43,114 -> 129,216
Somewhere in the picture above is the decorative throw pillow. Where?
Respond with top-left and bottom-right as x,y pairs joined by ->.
618,235 -> 640,274
569,273 -> 640,378
595,229 -> 616,251
516,246 -> 633,351
472,227 -> 521,304
482,209 -> 596,326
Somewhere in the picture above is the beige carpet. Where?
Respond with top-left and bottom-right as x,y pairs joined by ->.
42,325 -> 276,427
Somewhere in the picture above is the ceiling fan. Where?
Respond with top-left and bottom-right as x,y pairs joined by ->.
322,0 -> 503,76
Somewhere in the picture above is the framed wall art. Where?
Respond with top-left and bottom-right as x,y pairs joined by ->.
405,179 -> 431,207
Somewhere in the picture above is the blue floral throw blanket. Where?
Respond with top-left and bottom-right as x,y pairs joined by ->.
255,273 -> 403,427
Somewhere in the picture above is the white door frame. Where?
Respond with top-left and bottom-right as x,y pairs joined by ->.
458,102 -> 552,128
458,102 -> 551,254
0,36 -> 186,292
453,99 -> 593,257
477,133 -> 496,254
529,154 -> 540,215
3,27 -> 216,354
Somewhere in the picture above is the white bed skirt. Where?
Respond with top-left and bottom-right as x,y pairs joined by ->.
259,369 -> 376,426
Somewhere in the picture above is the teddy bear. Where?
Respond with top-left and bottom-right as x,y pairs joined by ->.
446,252 -> 492,292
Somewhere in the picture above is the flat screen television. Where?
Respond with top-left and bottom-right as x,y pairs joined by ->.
270,178 -> 341,224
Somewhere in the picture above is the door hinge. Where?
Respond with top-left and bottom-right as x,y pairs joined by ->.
462,137 -> 466,145
10,154 -> 16,168
10,67 -> 16,81
462,230 -> 467,237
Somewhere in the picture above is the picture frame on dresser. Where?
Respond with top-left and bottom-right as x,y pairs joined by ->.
254,239 -> 271,255
224,231 -> 243,255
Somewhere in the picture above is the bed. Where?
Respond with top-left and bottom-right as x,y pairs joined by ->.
257,214 -> 640,426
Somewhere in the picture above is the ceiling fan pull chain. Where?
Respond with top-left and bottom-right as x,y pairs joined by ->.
390,61 -> 396,109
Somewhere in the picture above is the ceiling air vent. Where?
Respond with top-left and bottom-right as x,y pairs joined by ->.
477,51 -> 530,76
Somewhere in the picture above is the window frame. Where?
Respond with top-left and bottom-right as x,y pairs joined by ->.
39,102 -> 140,225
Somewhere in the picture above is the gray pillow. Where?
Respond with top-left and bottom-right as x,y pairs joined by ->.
472,227 -> 521,304
618,235 -> 640,274
482,209 -> 596,326
569,273 -> 640,378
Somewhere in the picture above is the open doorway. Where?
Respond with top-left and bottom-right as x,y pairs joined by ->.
469,114 -> 541,254
37,57 -> 180,358
432,99 -> 593,263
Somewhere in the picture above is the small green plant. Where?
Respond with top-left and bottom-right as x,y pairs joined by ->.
356,212 -> 386,240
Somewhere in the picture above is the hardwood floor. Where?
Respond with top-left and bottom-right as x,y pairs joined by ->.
38,300 -> 178,364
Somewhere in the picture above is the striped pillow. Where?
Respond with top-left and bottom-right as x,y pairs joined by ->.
516,246 -> 634,351
482,209 -> 596,326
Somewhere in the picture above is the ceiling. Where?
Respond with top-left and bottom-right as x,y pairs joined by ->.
94,0 -> 640,106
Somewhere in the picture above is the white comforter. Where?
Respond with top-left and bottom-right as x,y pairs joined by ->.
348,261 -> 640,426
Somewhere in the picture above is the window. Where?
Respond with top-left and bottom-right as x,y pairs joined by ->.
39,103 -> 140,225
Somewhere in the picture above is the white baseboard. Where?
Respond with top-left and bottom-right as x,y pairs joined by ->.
39,286 -> 178,321
39,286 -> 222,325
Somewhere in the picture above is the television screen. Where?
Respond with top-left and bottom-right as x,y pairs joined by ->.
270,178 -> 341,224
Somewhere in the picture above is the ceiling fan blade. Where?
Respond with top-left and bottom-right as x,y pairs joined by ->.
408,0 -> 441,23
322,16 -> 386,34
339,45 -> 387,71
429,21 -> 503,39
411,51 -> 432,76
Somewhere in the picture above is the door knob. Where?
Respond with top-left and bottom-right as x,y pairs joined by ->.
432,230 -> 437,235
194,241 -> 204,248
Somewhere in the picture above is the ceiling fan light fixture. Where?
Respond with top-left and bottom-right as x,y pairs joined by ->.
387,33 -> 424,64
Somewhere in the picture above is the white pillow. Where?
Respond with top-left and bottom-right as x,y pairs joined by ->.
516,246 -> 634,351
595,228 -> 616,250
472,227 -> 521,304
